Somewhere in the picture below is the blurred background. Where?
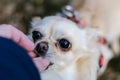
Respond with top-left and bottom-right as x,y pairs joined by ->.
0,0 -> 120,80
0,0 -> 69,34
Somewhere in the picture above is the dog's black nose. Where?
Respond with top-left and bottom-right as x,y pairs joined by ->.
35,42 -> 48,56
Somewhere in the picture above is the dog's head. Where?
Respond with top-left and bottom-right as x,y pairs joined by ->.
30,16 -> 100,70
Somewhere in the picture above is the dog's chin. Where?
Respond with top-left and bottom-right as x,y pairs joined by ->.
41,56 -> 55,71
45,61 -> 54,70
43,57 -> 65,71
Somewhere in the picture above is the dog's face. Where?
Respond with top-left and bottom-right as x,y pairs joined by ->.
30,16 -> 99,70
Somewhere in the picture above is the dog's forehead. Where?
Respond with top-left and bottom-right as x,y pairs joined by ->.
41,16 -> 79,30
32,16 -> 88,42
55,20 -> 79,32
33,16 -> 82,35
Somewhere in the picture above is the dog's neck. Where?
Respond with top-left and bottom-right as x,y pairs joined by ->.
59,56 -> 98,80
75,56 -> 98,80
41,55 -> 98,80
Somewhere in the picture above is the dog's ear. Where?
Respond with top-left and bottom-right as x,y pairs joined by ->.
86,28 -> 101,45
31,17 -> 41,27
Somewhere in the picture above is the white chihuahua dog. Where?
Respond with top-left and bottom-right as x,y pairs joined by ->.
29,16 -> 113,80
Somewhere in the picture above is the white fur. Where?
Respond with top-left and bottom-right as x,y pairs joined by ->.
41,64 -> 77,80
30,16 -> 112,80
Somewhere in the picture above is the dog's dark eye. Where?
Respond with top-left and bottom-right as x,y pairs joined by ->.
32,31 -> 42,41
59,39 -> 71,51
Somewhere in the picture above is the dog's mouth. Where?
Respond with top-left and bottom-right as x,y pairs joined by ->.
33,56 -> 54,72
45,62 -> 54,70
33,50 -> 54,71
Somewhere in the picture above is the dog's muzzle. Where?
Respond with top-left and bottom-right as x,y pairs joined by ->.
35,42 -> 48,56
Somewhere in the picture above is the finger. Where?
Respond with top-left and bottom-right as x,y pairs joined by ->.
0,24 -> 35,56
6,25 -> 34,52
0,24 -> 12,38
29,52 -> 37,58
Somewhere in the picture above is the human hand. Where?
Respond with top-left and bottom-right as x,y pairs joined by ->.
0,24 -> 50,72
0,24 -> 36,58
